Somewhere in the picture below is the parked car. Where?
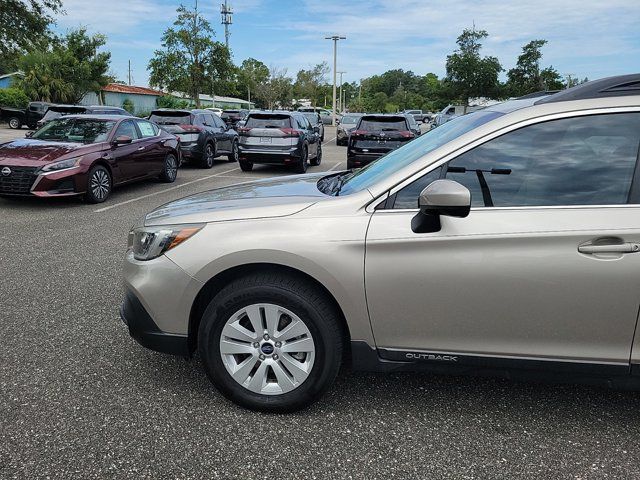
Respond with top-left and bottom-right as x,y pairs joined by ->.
221,109 -> 248,128
237,111 -> 321,173
297,107 -> 334,125
336,113 -> 363,146
403,113 -> 422,137
347,114 -> 418,169
37,105 -> 130,128
301,111 -> 325,141
1,101 -> 53,129
122,74 -> 640,412
149,109 -> 239,168
403,109 -> 428,123
206,107 -> 223,116
0,115 -> 180,203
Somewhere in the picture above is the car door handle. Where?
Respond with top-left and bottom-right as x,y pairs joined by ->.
137,146 -> 146,151
578,243 -> 640,254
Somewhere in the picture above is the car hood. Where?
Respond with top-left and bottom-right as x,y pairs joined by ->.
0,139 -> 100,166
144,173 -> 330,226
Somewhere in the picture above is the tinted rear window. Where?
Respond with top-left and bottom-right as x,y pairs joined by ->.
341,116 -> 361,124
358,116 -> 407,131
246,114 -> 291,128
149,113 -> 191,125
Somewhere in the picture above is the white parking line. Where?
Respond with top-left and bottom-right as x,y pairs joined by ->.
322,136 -> 337,145
328,162 -> 343,171
94,166 -> 240,213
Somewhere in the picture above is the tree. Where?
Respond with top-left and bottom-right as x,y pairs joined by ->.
18,28 -> 111,103
254,66 -> 293,109
565,74 -> 589,88
0,87 -> 30,108
237,58 -> 269,104
148,4 -> 234,107
445,28 -> 502,111
293,62 -> 329,106
0,0 -> 62,73
506,40 -> 566,95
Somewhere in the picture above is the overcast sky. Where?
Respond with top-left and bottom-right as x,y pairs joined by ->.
54,0 -> 640,89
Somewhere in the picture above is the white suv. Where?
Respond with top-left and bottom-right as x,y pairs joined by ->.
122,75 -> 640,412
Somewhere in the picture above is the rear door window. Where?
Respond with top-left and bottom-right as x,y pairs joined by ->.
135,120 -> 158,137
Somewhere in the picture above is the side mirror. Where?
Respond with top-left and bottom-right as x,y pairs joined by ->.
113,135 -> 132,146
412,180 -> 471,233
313,125 -> 320,133
25,131 -> 33,138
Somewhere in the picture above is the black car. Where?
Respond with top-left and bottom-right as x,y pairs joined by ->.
221,109 -> 248,128
149,109 -> 239,168
237,111 -> 322,173
347,114 -> 417,169
1,101 -> 53,129
38,105 -> 130,128
301,111 -> 325,141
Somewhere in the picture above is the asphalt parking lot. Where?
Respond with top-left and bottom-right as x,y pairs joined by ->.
2,124 -> 640,479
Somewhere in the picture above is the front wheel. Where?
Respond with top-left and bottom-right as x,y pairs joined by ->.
84,165 -> 112,203
8,117 -> 21,129
198,274 -> 344,412
159,153 -> 178,183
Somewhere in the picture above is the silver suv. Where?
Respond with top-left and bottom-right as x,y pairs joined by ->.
122,75 -> 640,412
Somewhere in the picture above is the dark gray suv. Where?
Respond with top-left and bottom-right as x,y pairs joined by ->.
237,111 -> 322,173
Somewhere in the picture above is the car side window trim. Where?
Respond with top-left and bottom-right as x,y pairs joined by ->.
372,107 -> 640,212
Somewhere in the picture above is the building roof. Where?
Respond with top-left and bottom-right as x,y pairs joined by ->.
0,71 -> 24,80
102,83 -> 164,96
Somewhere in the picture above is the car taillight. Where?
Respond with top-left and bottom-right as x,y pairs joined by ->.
399,130 -> 415,138
351,130 -> 368,137
179,124 -> 202,132
280,128 -> 300,137
237,127 -> 252,135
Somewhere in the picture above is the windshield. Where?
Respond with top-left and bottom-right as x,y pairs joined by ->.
341,115 -> 361,125
338,110 -> 503,195
31,118 -> 116,143
149,113 -> 191,125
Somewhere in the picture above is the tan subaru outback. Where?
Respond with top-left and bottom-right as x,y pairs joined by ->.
122,75 -> 640,412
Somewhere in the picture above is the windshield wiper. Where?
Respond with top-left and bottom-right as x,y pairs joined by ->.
333,170 -> 354,196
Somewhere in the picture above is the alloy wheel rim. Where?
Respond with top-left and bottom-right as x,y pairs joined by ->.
206,145 -> 214,165
219,303 -> 315,395
9,119 -> 19,128
90,170 -> 110,200
233,143 -> 238,161
166,155 -> 177,180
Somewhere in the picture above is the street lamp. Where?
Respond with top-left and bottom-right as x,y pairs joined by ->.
337,71 -> 345,113
325,35 -> 346,126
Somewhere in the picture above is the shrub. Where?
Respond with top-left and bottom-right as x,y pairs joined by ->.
0,88 -> 30,109
156,95 -> 189,109
122,98 -> 135,113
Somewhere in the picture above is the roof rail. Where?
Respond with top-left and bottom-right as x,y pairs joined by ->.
535,74 -> 640,104
517,90 -> 560,100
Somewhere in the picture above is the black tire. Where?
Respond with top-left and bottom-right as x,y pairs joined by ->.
227,140 -> 239,162
198,273 -> 344,412
347,158 -> 355,170
293,145 -> 308,174
310,142 -> 322,166
239,159 -> 253,171
84,165 -> 112,203
8,117 -> 21,129
159,153 -> 178,183
201,142 -> 215,169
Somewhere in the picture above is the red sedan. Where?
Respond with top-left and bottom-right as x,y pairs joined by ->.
0,115 -> 180,203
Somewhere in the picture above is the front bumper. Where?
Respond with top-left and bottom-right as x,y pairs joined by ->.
0,164 -> 86,197
121,250 -> 203,356
120,289 -> 189,356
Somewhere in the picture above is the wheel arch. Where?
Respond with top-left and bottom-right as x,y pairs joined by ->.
187,263 -> 352,356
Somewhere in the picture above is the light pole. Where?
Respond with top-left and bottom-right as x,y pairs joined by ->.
325,35 -> 346,126
337,71 -> 345,113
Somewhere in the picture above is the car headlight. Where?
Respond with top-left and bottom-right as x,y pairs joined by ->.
40,157 -> 82,173
128,224 -> 204,261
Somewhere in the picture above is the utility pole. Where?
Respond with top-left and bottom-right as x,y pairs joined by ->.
325,35 -> 345,126
128,60 -> 132,86
337,71 -> 345,113
220,0 -> 233,49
